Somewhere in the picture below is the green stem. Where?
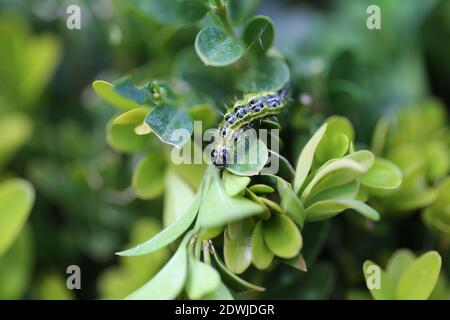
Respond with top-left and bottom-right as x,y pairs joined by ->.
213,0 -> 237,39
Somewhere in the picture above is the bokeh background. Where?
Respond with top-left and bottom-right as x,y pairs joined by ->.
0,0 -> 449,299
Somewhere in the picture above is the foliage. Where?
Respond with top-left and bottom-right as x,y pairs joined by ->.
0,0 -> 449,301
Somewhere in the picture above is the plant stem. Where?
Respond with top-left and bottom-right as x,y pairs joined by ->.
213,0 -> 237,39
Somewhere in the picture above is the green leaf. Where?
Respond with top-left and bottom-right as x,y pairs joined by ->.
248,184 -> 274,194
0,113 -> 33,170
345,150 -> 375,171
113,107 -> 149,126
360,158 -> 402,195
397,251 -> 442,300
301,158 -> 366,200
186,255 -> 221,299
195,26 -> 245,66
211,245 -> 265,293
116,184 -> 203,256
236,56 -> 290,92
226,138 -> 268,176
198,169 -> 264,228
224,219 -> 254,274
106,118 -> 150,153
125,232 -> 192,299
315,116 -> 354,164
132,153 -> 165,200
363,261 -> 396,300
305,180 -> 359,207
131,0 -> 208,26
144,105 -> 193,148
223,170 -> 250,197
201,282 -> 234,300
305,198 -> 380,222
243,15 -> 274,55
93,77 -> 150,110
386,249 -> 415,284
293,123 -> 327,194
263,214 -> 302,259
163,169 -> 195,226
0,179 -> 35,256
251,220 -> 273,270
277,177 -> 305,229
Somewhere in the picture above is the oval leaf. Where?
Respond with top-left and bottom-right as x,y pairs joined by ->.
144,105 -> 193,148
195,26 -> 245,66
263,214 -> 302,259
224,219 -> 254,274
243,15 -> 275,55
397,251 -> 442,300
251,221 -> 273,270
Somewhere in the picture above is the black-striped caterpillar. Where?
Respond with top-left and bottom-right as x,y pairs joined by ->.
211,87 -> 289,168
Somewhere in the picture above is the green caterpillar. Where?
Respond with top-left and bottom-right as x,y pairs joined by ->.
211,87 -> 289,168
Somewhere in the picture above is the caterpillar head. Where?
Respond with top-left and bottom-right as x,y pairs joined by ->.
211,148 -> 229,169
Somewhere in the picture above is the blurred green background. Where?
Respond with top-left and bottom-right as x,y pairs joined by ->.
0,0 -> 449,299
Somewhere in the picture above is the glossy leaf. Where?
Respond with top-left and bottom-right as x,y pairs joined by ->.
198,169 -> 264,228
224,219 -> 254,274
263,214 -> 302,259
277,177 -> 305,228
386,249 -> 415,283
93,76 -> 150,110
248,184 -> 274,194
315,116 -> 354,164
144,105 -> 193,148
305,198 -> 380,222
301,158 -> 366,200
251,221 -> 273,269
223,170 -> 250,197
243,15 -> 274,55
211,244 -> 265,292
195,26 -> 245,66
293,123 -> 327,194
397,251 -> 442,300
360,158 -> 402,193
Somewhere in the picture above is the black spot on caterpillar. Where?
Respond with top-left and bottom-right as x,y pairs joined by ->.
211,86 -> 289,169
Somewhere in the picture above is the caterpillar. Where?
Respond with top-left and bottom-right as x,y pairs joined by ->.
211,86 -> 289,169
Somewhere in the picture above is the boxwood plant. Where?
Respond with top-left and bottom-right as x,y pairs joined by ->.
92,0 -> 404,299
